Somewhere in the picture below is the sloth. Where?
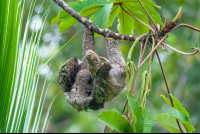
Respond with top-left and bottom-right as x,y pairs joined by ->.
57,27 -> 126,112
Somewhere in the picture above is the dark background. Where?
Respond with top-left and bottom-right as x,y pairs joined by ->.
24,0 -> 200,132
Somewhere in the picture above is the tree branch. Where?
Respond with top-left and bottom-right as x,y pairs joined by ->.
53,0 -> 139,41
163,42 -> 199,55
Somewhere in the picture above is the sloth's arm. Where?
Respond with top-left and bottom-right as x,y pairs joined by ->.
105,37 -> 125,66
82,27 -> 96,64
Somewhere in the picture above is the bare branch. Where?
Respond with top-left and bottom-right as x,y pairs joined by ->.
53,0 -> 139,41
171,23 -> 200,32
163,42 -> 199,55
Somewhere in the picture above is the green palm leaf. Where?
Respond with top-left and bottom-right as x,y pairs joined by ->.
0,0 -> 59,133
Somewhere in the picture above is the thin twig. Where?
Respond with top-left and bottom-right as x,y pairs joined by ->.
131,33 -> 150,95
171,23 -> 200,32
121,5 -> 155,32
180,23 -> 200,32
155,50 -> 184,133
138,35 -> 168,68
163,42 -> 199,55
137,0 -> 157,32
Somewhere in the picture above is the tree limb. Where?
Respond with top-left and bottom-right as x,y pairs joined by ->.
53,0 -> 139,41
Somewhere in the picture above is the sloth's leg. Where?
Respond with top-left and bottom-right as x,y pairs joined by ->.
105,37 -> 125,66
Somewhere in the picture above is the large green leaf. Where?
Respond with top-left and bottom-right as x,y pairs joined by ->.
97,111 -> 133,133
117,7 -> 135,35
158,95 -> 195,133
155,113 -> 195,133
170,94 -> 190,118
169,108 -> 195,133
143,107 -> 152,133
0,0 -> 58,133
107,4 -> 120,27
59,6 -> 99,32
53,0 -> 111,30
127,94 -> 143,133
126,0 -> 161,9
53,0 -> 162,35
0,0 -> 20,132
155,113 -> 182,133
114,0 -> 163,35
169,108 -> 189,123
161,94 -> 190,118
93,3 -> 113,28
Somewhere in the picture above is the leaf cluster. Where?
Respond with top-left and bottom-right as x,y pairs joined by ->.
52,0 -> 163,35
155,94 -> 195,133
98,94 -> 152,133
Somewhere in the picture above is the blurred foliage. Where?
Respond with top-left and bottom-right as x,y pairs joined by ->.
23,0 -> 200,133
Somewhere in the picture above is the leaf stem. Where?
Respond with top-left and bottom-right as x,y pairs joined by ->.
137,0 -> 158,32
155,50 -> 184,133
171,23 -> 200,32
163,42 -> 199,55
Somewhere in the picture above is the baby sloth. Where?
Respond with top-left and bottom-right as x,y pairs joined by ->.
57,27 -> 126,112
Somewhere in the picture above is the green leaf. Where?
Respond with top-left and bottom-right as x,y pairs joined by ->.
59,6 -> 99,32
142,3 -> 163,27
169,108 -> 189,123
155,113 -> 195,133
132,9 -> 150,35
143,107 -> 152,133
160,94 -> 172,107
117,7 -> 135,35
170,94 -> 190,118
93,3 -> 113,29
0,0 -> 56,132
182,122 -> 195,133
189,43 -> 200,51
155,113 -> 182,133
52,0 -> 111,31
140,0 -> 161,9
107,5 -> 120,27
161,94 -> 190,118
58,10 -> 70,21
127,94 -> 143,133
97,111 -> 133,133
51,13 -> 62,25
159,95 -> 195,133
